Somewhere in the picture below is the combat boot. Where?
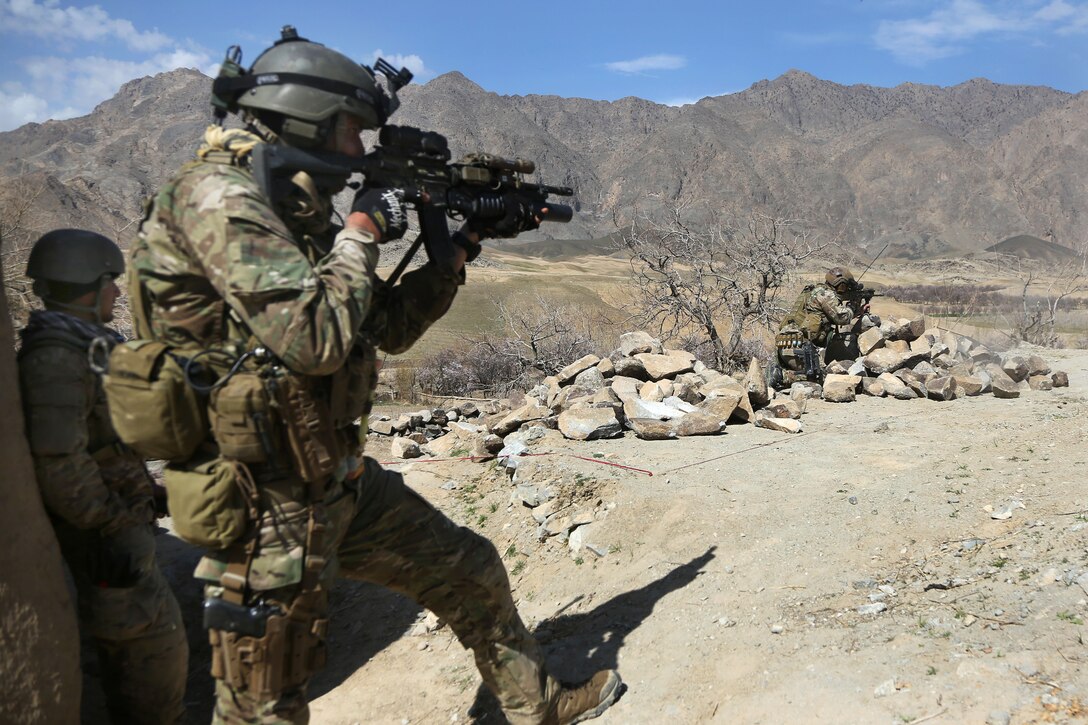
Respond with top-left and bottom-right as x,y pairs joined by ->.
548,669 -> 622,724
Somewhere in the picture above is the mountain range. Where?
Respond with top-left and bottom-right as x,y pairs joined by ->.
0,67 -> 1084,259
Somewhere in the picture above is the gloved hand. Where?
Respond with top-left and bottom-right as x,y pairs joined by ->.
468,193 -> 540,239
351,187 -> 408,242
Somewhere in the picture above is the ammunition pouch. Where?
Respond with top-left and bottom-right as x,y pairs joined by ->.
103,340 -> 209,462
775,330 -> 806,372
163,455 -> 257,550
207,594 -> 328,699
273,373 -> 342,484
209,371 -> 278,464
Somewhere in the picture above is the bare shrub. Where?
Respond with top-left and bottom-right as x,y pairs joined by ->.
416,295 -> 610,397
615,204 -> 830,371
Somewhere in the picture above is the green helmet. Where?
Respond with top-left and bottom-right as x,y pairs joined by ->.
27,229 -> 123,319
825,266 -> 856,294
27,228 -> 124,287
212,26 -> 407,148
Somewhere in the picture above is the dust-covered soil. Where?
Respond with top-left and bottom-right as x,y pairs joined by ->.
108,344 -> 1088,725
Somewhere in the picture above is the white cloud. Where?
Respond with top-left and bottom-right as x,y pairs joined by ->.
368,49 -> 433,82
0,88 -> 50,130
0,47 -> 215,131
0,1 -> 217,130
606,54 -> 686,74
0,0 -> 171,51
875,0 -> 1088,65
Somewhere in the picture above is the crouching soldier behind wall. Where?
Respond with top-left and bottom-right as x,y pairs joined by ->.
770,266 -> 880,388
127,27 -> 621,725
17,229 -> 188,724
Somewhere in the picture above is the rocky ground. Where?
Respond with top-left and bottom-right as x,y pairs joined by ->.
88,342 -> 1088,725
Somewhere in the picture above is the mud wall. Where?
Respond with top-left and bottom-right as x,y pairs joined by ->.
0,293 -> 80,723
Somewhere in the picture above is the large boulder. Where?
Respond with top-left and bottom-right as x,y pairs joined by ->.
863,348 -> 904,375
925,376 -> 958,401
698,392 -> 742,422
823,374 -> 860,403
558,408 -> 623,440
754,412 -> 803,434
618,331 -> 663,357
992,377 -> 1020,398
628,418 -> 678,440
789,381 -> 822,403
634,350 -> 696,381
622,397 -> 687,421
859,378 -> 886,397
1027,355 -> 1051,377
765,399 -> 802,419
639,380 -> 671,402
877,372 -> 917,399
672,412 -> 727,436
1028,375 -> 1053,391
490,402 -> 552,436
391,437 -> 422,459
952,375 -> 985,396
858,326 -> 885,355
612,356 -> 650,380
557,354 -> 601,385
609,375 -> 642,397
1001,355 -> 1030,382
895,369 -> 928,397
745,357 -> 771,408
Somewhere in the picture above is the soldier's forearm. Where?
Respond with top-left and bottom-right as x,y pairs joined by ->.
35,456 -> 135,532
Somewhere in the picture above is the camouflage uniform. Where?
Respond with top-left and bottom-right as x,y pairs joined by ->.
17,310 -> 188,725
775,283 -> 861,375
131,127 -> 562,724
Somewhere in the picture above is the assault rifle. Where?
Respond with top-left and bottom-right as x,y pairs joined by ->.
249,126 -> 573,283
841,281 -> 882,306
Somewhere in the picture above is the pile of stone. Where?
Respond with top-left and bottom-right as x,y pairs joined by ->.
490,330 -> 802,442
369,400 -> 506,460
373,323 -> 1070,459
817,316 -> 1069,404
372,330 -> 799,458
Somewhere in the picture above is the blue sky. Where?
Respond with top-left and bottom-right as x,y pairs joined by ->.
1,0 -> 1086,132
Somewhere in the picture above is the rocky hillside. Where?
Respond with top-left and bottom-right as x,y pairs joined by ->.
0,68 -> 1084,257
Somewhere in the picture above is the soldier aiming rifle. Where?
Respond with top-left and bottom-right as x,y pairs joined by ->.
111,25 -> 620,725
769,266 -> 882,388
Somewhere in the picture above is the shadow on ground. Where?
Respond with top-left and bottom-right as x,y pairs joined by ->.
96,532 -> 710,723
469,546 -> 718,723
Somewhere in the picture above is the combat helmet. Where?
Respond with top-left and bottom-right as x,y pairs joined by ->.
211,25 -> 412,148
26,228 -> 124,320
825,266 -> 856,294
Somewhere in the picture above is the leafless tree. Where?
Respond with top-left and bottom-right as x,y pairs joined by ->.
615,203 -> 830,370
0,179 -> 48,325
998,253 -> 1088,348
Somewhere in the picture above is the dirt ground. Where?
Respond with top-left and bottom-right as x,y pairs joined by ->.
86,343 -> 1088,724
